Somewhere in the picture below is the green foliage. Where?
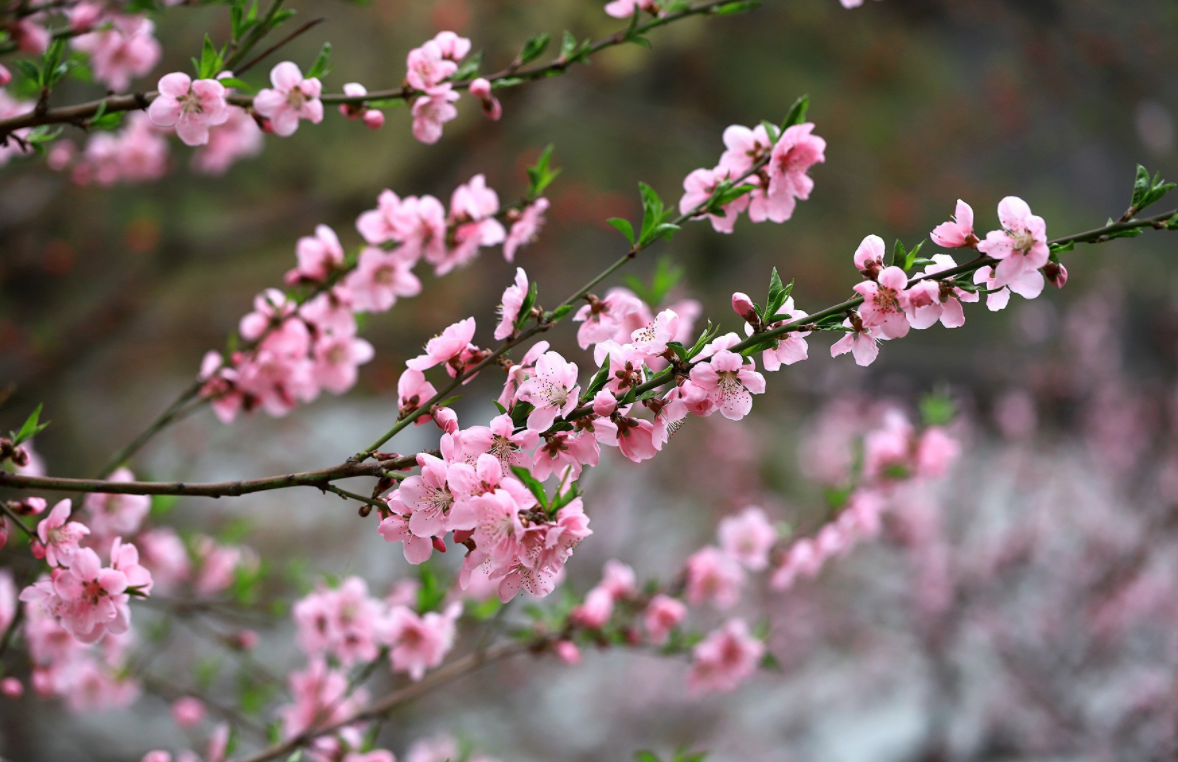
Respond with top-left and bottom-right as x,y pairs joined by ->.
452,50 -> 483,82
608,217 -> 635,246
526,145 -> 561,199
890,238 -> 924,271
11,403 -> 49,446
1130,164 -> 1175,215
306,42 -> 332,80
780,93 -> 810,131
635,183 -> 680,248
510,465 -> 549,511
713,0 -> 761,16
762,268 -> 795,321
559,31 -> 593,65
624,256 -> 683,307
194,35 -> 226,79
514,282 -> 539,331
919,389 -> 956,427
517,33 -> 550,66
417,560 -> 448,613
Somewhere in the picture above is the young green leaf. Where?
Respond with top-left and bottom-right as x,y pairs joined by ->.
13,404 -> 50,446
452,50 -> 483,81
608,217 -> 636,246
526,144 -> 561,199
780,93 -> 810,131
306,42 -> 332,80
518,33 -> 550,66
514,281 -> 539,331
510,465 -> 549,511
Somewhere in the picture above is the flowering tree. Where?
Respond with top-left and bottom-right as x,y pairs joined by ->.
1,0 -> 1177,760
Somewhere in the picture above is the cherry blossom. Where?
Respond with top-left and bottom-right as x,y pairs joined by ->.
684,546 -> 745,609
495,268 -> 530,340
688,347 -> 766,421
830,314 -> 882,366
977,196 -> 1049,290
147,73 -> 230,146
504,198 -> 549,262
412,86 -> 460,145
407,317 -> 477,372
517,351 -> 581,431
930,199 -> 978,249
644,594 -> 687,645
687,619 -> 765,695
383,602 -> 462,681
253,62 -> 324,137
34,500 -> 89,568
718,506 -> 778,571
72,14 -> 161,91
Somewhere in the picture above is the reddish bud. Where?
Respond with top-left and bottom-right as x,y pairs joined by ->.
363,110 -> 385,130
0,64 -> 10,88
1044,261 -> 1068,289
431,536 -> 448,553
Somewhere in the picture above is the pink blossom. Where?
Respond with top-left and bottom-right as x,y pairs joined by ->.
467,414 -> 540,474
600,559 -> 638,599
432,31 -> 471,61
830,315 -> 881,366
751,296 -> 810,371
853,234 -> 886,276
644,594 -> 686,645
504,198 -> 549,262
34,500 -> 89,568
631,308 -> 680,358
311,333 -> 374,394
495,268 -> 530,340
392,195 -> 449,265
441,174 -> 506,275
754,121 -> 825,223
718,124 -> 774,177
253,62 -> 323,137
931,199 -> 977,248
687,619 -> 765,695
8,20 -> 49,54
406,40 -> 458,90
853,265 -> 911,339
147,73 -> 230,146
469,77 -> 502,121
517,351 -> 581,431
286,224 -> 344,283
37,548 -> 129,643
412,85 -> 460,144
72,112 -> 168,185
407,317 -> 477,372
379,506 -> 434,565
356,190 -> 403,245
554,640 -> 581,665
0,570 -> 16,635
718,506 -> 778,571
915,426 -> 960,478
572,586 -> 614,628
400,454 -> 453,538
977,196 -> 1049,289
136,528 -> 191,591
1,677 -> 22,698
171,697 -> 206,728
684,546 -> 745,609
532,430 -> 599,482
383,602 -> 462,681
573,289 -> 644,349
280,658 -> 364,738
72,15 -> 161,91
688,349 -> 766,421
973,262 -> 1043,311
192,106 -> 264,175
193,536 -> 257,596
604,0 -> 658,17
679,166 -> 748,234
300,291 -> 355,337
397,368 -> 438,425
345,247 -> 423,313
344,753 -> 396,762
84,469 -> 150,542
904,254 -> 977,329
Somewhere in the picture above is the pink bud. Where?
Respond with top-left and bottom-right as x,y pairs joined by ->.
469,78 -> 492,100
171,697 -> 206,729
554,640 -> 581,665
731,292 -> 757,322
431,536 -> 448,553
1044,261 -> 1067,289
232,630 -> 259,650
1,677 -> 23,698
0,63 -> 10,87
363,110 -> 385,130
141,752 -> 172,762
0,518 -> 7,550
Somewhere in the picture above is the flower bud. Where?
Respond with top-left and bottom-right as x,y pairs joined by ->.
0,63 -> 11,88
363,109 -> 385,130
731,292 -> 758,323
1044,261 -> 1068,289
554,640 -> 581,665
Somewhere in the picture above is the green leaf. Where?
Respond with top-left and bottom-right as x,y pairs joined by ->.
452,50 -> 482,81
13,404 -> 49,446
608,217 -> 635,246
1131,164 -> 1152,210
518,33 -> 550,66
635,752 -> 663,762
549,303 -> 574,322
1167,209 -> 1178,230
759,119 -> 781,143
904,240 -> 924,271
584,356 -> 612,398
559,31 -> 592,64
890,239 -> 907,268
197,34 -> 224,79
510,465 -> 549,511
515,282 -> 539,331
713,0 -> 760,15
636,182 -> 676,248
1049,241 -> 1075,255
416,560 -> 448,613
526,144 -> 561,199
1129,164 -> 1175,214
780,93 -> 810,131
764,268 -> 793,318
919,390 -> 955,427
306,42 -> 332,79
216,77 -> 254,93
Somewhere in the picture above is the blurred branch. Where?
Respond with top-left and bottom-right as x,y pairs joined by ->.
0,0 -> 746,138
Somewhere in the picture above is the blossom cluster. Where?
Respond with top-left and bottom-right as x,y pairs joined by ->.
679,121 -> 826,233
197,176 -> 549,423
829,196 -> 1059,366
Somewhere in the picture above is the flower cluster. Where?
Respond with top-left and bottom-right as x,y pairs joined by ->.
679,121 -> 826,233
197,176 -> 549,423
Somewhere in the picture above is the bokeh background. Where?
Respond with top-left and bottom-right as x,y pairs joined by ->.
3,0 -> 1178,759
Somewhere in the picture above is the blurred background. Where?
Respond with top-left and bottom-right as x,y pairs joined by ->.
2,0 -> 1178,759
